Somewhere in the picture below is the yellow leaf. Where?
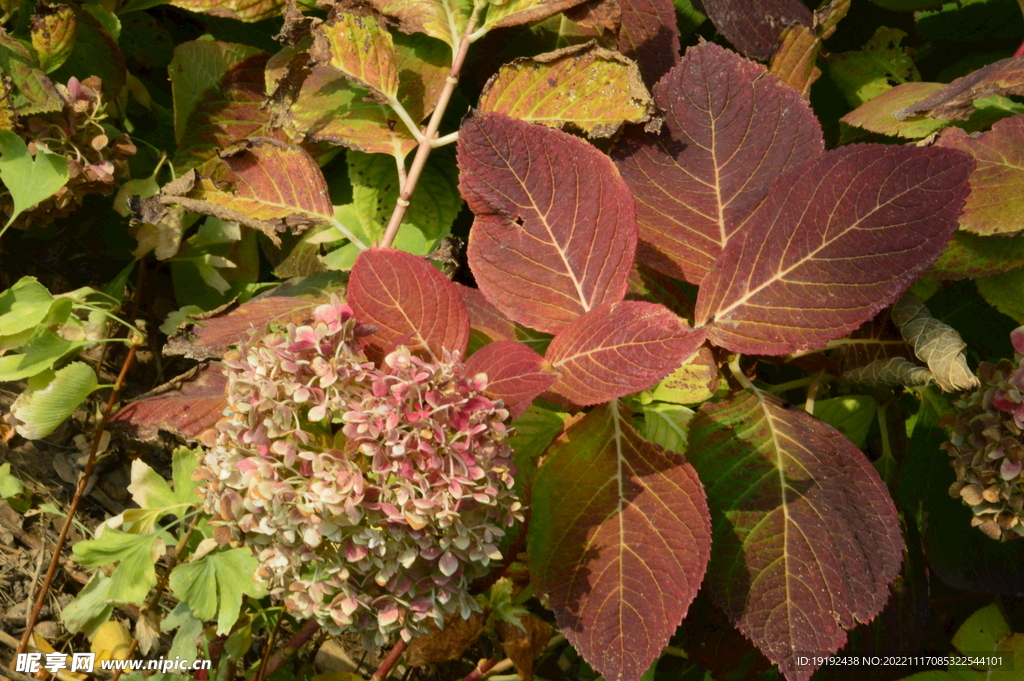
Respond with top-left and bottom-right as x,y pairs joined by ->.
91,620 -> 133,661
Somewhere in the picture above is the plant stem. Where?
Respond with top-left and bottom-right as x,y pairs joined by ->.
370,639 -> 408,681
728,355 -> 756,393
253,610 -> 285,681
243,619 -> 321,681
14,343 -> 139,661
803,371 -> 824,415
110,514 -> 201,681
378,4 -> 483,249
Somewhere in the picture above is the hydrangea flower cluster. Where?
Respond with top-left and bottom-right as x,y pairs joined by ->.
195,298 -> 523,646
943,327 -> 1024,541
1,76 -> 135,229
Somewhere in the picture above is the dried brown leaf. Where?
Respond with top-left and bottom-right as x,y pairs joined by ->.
496,615 -> 553,681
404,611 -> 486,666
843,357 -> 933,389
891,293 -> 978,392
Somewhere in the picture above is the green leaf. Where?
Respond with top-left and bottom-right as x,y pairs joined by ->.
638,349 -> 718,406
12,361 -> 98,440
812,395 -> 877,449
0,330 -> 84,382
61,571 -> 115,636
507,405 -> 567,497
164,603 -> 205,662
123,448 -> 201,533
0,462 -> 25,499
73,529 -> 164,605
641,403 -> 694,454
348,147 -> 461,254
928,231 -> 1024,280
826,26 -> 920,107
169,548 -> 267,634
369,0 -> 472,48
0,130 -> 69,230
977,268 -> 1024,323
0,277 -> 55,347
169,39 -> 262,144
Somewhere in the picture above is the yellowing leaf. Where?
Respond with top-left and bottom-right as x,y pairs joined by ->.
123,448 -> 201,533
479,42 -> 654,138
170,0 -> 285,22
484,0 -> 591,30
310,11 -> 400,100
369,0 -> 472,48
30,4 -> 78,74
91,621 -> 133,662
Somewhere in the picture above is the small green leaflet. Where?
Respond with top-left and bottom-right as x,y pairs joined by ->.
0,462 -> 25,499
73,529 -> 165,605
812,395 -> 878,450
61,571 -> 115,636
0,330 -> 85,382
169,548 -> 267,634
123,448 -> 202,533
641,403 -> 695,454
0,130 -> 69,233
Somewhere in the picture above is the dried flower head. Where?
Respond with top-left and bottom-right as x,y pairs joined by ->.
943,325 -> 1024,541
196,297 -> 523,646
0,76 -> 135,228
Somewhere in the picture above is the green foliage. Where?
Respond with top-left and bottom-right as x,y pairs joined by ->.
169,548 -> 266,635
0,130 -> 68,232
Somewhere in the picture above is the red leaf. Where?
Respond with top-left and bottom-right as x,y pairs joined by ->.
614,42 -> 823,284
218,137 -> 333,221
459,113 -> 637,334
349,248 -> 470,359
686,389 -> 903,681
700,0 -> 813,61
455,283 -> 517,343
166,296 -> 325,360
896,56 -> 1024,122
695,145 -> 973,355
529,402 -> 711,681
175,54 -> 291,176
617,0 -> 679,88
110,364 -> 228,441
465,341 -> 556,418
546,301 -> 706,406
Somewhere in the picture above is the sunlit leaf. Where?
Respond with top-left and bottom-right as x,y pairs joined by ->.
695,145 -> 973,355
369,0 -> 472,47
170,0 -> 285,22
641,402 -> 693,454
0,277 -> 56,344
529,402 -> 710,681
0,330 -> 83,382
459,113 -> 636,334
613,43 -> 823,285
686,389 -> 903,681
545,301 -> 706,406
937,114 -> 1024,236
638,346 -> 719,406
31,4 -> 78,74
896,55 -> 1024,121
928,231 -> 1024,280
175,54 -> 290,175
169,548 -> 266,634
0,26 -> 63,114
349,247 -> 470,358
74,529 -> 164,605
61,571 -> 114,637
0,130 -> 69,229
464,340 -> 556,417
12,361 -> 97,440
478,42 -> 654,138
169,39 -> 262,144
769,24 -> 820,98
110,364 -> 229,441
310,10 -> 400,100
826,26 -> 919,108
483,0 -> 591,31
841,82 -> 947,140
349,147 -> 461,254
